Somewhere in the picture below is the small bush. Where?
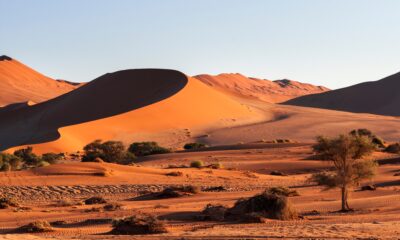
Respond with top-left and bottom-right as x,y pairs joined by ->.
0,197 -> 19,209
201,204 -> 228,221
104,203 -> 123,211
267,186 -> 299,197
82,140 -> 135,164
18,220 -> 53,233
128,142 -> 170,157
385,143 -> 400,153
209,162 -> 223,169
41,152 -> 64,164
309,172 -> 338,188
166,171 -> 183,177
111,214 -> 167,235
36,161 -> 50,167
183,142 -> 207,150
350,129 -> 385,148
156,185 -> 200,199
190,160 -> 204,168
84,196 -> 107,205
227,192 -> 298,220
14,147 -> 41,166
53,199 -> 78,207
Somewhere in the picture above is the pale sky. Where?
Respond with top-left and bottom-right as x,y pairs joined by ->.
1,0 -> 400,89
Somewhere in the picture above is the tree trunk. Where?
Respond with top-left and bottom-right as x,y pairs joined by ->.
341,185 -> 350,211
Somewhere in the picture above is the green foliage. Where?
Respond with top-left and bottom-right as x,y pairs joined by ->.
0,153 -> 23,171
312,133 -> 376,211
14,147 -> 41,166
190,160 -> 204,168
41,153 -> 64,164
128,142 -> 170,156
82,140 -> 135,164
183,142 -> 207,150
349,128 -> 385,148
209,162 -> 223,169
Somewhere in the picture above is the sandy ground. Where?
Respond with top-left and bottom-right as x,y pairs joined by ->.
0,144 -> 399,239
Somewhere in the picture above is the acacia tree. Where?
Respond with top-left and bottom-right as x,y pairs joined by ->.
311,134 -> 377,211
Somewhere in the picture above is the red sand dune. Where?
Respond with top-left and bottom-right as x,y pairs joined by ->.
0,69 -> 189,152
285,72 -> 400,116
0,55 -> 77,106
194,73 -> 329,103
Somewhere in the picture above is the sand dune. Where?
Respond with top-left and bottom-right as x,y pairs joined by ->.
194,73 -> 329,103
285,71 -> 400,116
0,69 -> 188,152
0,55 -> 77,106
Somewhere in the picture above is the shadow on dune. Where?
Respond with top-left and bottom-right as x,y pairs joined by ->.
0,69 -> 188,151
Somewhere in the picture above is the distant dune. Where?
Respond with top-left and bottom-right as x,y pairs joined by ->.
285,72 -> 400,116
0,55 -> 77,106
194,73 -> 329,103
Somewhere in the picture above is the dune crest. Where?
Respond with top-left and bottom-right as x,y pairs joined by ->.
194,73 -> 329,103
0,55 -> 78,106
0,69 -> 188,152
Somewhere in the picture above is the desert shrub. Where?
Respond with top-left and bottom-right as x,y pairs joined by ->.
104,203 -> 123,211
209,162 -> 223,169
201,204 -> 228,221
227,192 -> 298,220
275,139 -> 293,143
0,153 -> 23,171
183,142 -> 207,150
190,160 -> 204,168
14,147 -> 41,166
166,171 -> 183,176
349,129 -> 385,148
1,162 -> 11,171
267,186 -> 299,197
53,199 -> 78,207
156,185 -> 200,198
82,140 -> 135,164
128,142 -> 170,156
36,161 -> 50,167
41,152 -> 64,164
0,197 -> 19,209
385,143 -> 400,153
309,172 -> 338,188
17,220 -> 53,233
84,196 -> 107,205
111,214 -> 167,235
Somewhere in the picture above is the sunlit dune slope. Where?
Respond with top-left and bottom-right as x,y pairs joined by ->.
194,73 -> 329,103
285,72 -> 400,116
0,69 -> 189,152
20,76 -> 266,153
0,55 -> 77,106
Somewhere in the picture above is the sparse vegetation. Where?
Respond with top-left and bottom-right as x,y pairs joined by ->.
81,139 -> 135,164
190,160 -> 204,168
111,214 -> 167,235
266,186 -> 300,197
209,162 -> 223,169
18,220 -> 53,233
128,141 -> 170,156
104,203 -> 123,211
270,170 -> 287,176
156,185 -> 200,199
201,204 -> 228,221
13,146 -> 41,166
166,171 -> 183,176
41,152 -> 64,164
84,196 -> 107,205
227,192 -> 298,221
385,143 -> 400,153
183,142 -> 207,150
311,134 -> 377,211
349,128 -> 385,148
